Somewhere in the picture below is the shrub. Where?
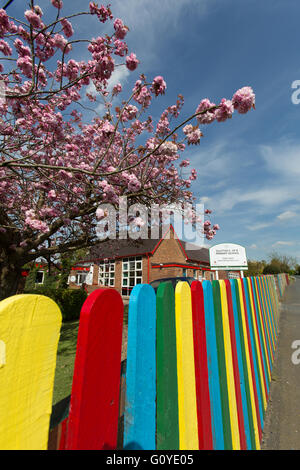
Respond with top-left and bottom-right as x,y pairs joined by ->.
23,286 -> 87,322
57,289 -> 88,322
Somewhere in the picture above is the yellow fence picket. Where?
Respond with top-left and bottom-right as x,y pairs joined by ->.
0,295 -> 61,450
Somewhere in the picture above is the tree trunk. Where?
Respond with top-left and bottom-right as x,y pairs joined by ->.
0,252 -> 24,301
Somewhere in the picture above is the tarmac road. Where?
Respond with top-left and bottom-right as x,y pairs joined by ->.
261,277 -> 300,450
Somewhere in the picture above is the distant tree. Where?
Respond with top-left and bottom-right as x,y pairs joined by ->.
245,259 -> 266,277
262,264 -> 281,275
262,251 -> 297,275
58,248 -> 88,289
293,265 -> 300,275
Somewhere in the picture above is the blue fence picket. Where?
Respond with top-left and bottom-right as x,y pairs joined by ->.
123,284 -> 156,450
202,280 -> 224,450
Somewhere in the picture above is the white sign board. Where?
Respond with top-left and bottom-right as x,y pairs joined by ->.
209,243 -> 248,270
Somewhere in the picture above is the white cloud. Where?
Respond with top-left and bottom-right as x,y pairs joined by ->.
107,0 -> 217,68
272,241 -> 295,247
260,141 -> 300,178
277,210 -> 297,220
246,222 -> 272,231
199,196 -> 210,204
206,186 -> 295,215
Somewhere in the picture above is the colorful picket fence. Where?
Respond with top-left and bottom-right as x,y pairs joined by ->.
276,273 -> 289,298
0,274 -> 288,450
123,275 -> 282,450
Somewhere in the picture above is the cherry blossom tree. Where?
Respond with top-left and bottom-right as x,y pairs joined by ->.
0,1 -> 255,299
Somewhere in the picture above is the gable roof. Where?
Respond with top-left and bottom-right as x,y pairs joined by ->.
79,225 -> 210,265
182,241 -> 210,263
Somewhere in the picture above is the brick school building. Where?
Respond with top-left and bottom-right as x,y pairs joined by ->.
68,225 -> 239,296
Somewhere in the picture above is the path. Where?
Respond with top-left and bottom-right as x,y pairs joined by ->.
262,277 -> 300,450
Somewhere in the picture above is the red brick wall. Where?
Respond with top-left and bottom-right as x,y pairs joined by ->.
92,264 -> 99,285
114,259 -> 122,293
149,230 -> 187,282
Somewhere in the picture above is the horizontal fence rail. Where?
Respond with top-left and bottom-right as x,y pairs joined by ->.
0,274 -> 289,450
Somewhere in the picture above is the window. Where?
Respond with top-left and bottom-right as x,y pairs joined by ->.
182,268 -> 187,277
122,256 -> 142,296
75,273 -> 87,285
98,260 -> 115,287
35,271 -> 44,284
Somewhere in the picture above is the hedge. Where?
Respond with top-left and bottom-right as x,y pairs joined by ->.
23,287 -> 87,322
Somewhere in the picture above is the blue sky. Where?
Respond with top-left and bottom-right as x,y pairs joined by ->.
7,0 -> 300,263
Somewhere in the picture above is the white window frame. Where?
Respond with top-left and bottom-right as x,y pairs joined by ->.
75,272 -> 87,285
35,270 -> 44,285
98,260 -> 115,287
122,256 -> 143,295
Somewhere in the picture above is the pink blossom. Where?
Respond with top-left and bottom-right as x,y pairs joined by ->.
215,98 -> 234,122
89,3 -> 113,22
196,98 -> 216,124
213,224 -> 220,230
8,20 -> 17,34
232,86 -> 255,114
112,83 -> 122,96
150,76 -> 166,96
53,33 -> 68,51
183,124 -> 193,135
133,80 -> 151,108
121,104 -> 138,121
34,5 -> 43,16
60,18 -> 74,38
17,56 -> 33,78
0,39 -> 11,56
14,38 -> 30,57
156,115 -> 170,136
114,39 -> 128,57
24,10 -> 44,29
184,126 -> 202,145
114,18 -> 128,40
160,141 -> 178,156
101,120 -> 114,134
127,174 -> 141,191
25,210 -> 49,232
190,168 -> 197,180
48,190 -> 57,199
0,9 -> 10,37
179,159 -> 190,167
51,0 -> 63,9
126,53 -> 139,71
